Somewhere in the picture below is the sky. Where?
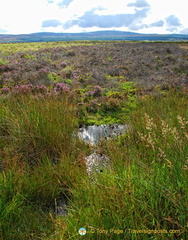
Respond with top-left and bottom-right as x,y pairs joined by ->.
0,0 -> 188,35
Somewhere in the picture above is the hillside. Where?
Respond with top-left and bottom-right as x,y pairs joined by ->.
0,30 -> 188,42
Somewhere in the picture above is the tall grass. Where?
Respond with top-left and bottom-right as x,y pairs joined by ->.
0,94 -> 88,239
1,89 -> 188,239
1,94 -> 78,164
61,90 -> 188,240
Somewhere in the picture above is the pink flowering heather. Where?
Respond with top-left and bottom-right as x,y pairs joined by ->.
13,84 -> 33,94
53,83 -> 70,94
38,68 -> 50,77
92,85 -> 102,97
60,61 -> 67,68
85,85 -> 102,97
34,85 -> 48,94
1,87 -> 10,94
1,84 -> 50,95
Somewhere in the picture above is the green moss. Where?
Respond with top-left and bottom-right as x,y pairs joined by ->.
47,72 -> 61,83
24,54 -> 36,60
120,81 -> 138,93
0,58 -> 9,65
64,79 -> 72,84
105,75 -> 125,80
83,112 -> 122,126
107,56 -> 113,61
106,90 -> 123,98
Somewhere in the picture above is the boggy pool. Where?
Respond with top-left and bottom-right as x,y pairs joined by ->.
78,123 -> 129,145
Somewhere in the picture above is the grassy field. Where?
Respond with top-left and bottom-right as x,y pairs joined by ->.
0,41 -> 188,239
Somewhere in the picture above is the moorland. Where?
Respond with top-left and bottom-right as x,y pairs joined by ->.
0,41 -> 188,239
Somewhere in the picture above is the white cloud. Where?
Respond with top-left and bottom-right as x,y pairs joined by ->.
0,0 -> 47,34
0,0 -> 187,34
146,0 -> 187,26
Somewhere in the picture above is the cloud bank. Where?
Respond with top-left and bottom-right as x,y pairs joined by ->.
42,19 -> 61,28
42,0 -> 186,34
58,0 -> 74,8
0,0 -> 187,34
63,7 -> 150,30
127,0 -> 150,8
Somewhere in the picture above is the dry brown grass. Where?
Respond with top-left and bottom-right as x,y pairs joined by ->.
180,44 -> 188,50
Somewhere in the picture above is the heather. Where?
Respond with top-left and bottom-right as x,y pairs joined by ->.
0,41 -> 188,239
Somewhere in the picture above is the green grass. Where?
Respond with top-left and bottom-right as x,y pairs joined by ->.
0,93 -> 89,239
1,89 -> 188,239
62,89 -> 188,240
1,94 -> 78,163
0,41 -> 95,54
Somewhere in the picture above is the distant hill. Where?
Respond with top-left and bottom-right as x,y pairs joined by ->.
0,30 -> 188,43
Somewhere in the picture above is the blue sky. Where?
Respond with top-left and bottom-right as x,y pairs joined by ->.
0,0 -> 187,34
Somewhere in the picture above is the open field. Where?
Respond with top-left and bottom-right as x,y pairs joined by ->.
0,41 -> 188,239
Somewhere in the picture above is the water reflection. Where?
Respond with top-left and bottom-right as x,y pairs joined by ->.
78,123 -> 128,145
